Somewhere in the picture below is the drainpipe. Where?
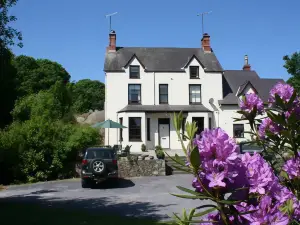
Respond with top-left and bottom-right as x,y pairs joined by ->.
154,72 -> 156,105
116,112 -> 119,145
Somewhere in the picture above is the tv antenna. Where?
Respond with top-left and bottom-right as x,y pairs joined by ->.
105,12 -> 118,32
197,11 -> 212,35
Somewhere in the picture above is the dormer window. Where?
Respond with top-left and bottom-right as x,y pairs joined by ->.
190,66 -> 199,79
130,66 -> 140,79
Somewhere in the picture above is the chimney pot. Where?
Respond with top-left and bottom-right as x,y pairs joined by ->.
201,33 -> 211,52
107,30 -> 116,52
243,55 -> 251,71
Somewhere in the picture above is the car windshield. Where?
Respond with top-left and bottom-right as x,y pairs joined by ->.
86,149 -> 114,159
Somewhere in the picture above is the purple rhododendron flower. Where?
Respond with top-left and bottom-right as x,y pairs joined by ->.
268,82 -> 294,105
193,128 -> 240,190
258,118 -> 280,139
206,172 -> 226,188
242,153 -> 275,194
283,157 -> 300,179
239,93 -> 264,114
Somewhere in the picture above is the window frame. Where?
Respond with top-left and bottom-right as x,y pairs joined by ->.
129,65 -> 140,79
128,84 -> 141,104
147,118 -> 151,141
119,117 -> 123,142
159,84 -> 168,104
189,84 -> 201,104
129,117 -> 142,142
189,66 -> 199,79
233,124 -> 245,138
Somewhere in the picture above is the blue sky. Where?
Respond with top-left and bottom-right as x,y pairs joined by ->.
10,0 -> 300,83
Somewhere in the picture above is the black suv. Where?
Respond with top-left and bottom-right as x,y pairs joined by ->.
81,147 -> 118,188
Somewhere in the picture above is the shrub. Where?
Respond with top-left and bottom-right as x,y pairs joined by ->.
141,144 -> 146,152
0,119 -> 100,184
155,145 -> 162,151
156,150 -> 165,159
169,84 -> 300,225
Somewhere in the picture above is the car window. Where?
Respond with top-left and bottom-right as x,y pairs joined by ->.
86,149 -> 114,159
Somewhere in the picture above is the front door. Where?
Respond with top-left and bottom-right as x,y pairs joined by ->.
192,117 -> 204,138
159,124 -> 170,149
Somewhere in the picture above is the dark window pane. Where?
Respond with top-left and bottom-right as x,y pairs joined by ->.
189,85 -> 201,103
128,84 -> 141,104
159,84 -> 168,104
129,117 -> 141,141
190,66 -> 199,78
86,150 -> 113,159
182,117 -> 186,140
119,117 -> 123,141
209,118 -> 212,129
130,66 -> 140,78
233,124 -> 244,138
147,118 -> 150,141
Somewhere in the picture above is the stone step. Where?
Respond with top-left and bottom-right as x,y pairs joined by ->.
165,156 -> 189,175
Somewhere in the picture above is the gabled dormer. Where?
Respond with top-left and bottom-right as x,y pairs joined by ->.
123,54 -> 145,79
182,55 -> 206,79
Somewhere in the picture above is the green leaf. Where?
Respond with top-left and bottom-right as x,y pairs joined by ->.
217,199 -> 243,205
190,146 -> 200,170
193,208 -> 217,217
172,164 -> 193,174
275,94 -> 286,109
188,208 -> 196,221
176,186 -> 204,196
287,90 -> 297,109
164,151 -> 187,167
170,193 -> 213,200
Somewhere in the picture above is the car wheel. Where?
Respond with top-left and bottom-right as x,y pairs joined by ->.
81,179 -> 91,188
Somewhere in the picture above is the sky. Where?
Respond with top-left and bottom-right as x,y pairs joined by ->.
10,0 -> 300,83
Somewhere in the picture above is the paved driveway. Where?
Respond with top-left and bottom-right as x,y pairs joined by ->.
0,175 -> 212,221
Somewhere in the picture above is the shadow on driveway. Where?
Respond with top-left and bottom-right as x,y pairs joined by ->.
91,178 -> 135,189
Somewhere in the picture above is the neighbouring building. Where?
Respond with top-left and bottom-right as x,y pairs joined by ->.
104,30 -> 283,152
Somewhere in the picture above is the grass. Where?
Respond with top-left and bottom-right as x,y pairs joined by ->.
0,201 -> 171,225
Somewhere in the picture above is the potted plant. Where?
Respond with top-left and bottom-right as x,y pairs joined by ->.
141,144 -> 146,152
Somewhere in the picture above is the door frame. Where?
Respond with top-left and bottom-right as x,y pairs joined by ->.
158,118 -> 170,149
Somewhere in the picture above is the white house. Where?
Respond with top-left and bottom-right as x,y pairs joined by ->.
104,30 -> 283,152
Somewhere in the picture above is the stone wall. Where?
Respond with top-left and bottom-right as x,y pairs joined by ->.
118,158 -> 166,177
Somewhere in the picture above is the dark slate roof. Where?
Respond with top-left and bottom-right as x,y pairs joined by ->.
104,47 -> 223,72
118,105 -> 212,113
219,70 -> 284,105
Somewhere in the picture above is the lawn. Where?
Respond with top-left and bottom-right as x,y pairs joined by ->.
0,201 -> 171,225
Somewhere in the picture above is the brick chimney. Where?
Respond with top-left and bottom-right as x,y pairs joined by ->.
201,33 -> 211,52
243,55 -> 251,71
106,30 -> 116,52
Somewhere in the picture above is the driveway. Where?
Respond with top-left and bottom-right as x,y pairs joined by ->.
0,174 -> 212,221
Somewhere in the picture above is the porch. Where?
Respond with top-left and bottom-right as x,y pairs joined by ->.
116,105 -> 213,152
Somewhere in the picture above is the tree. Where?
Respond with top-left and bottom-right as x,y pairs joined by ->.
0,46 -> 17,128
0,0 -> 22,48
13,56 -> 71,97
72,79 -> 105,113
12,81 -> 73,122
283,52 -> 300,92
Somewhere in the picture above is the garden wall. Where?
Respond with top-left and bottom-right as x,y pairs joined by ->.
118,158 -> 166,177
75,158 -> 166,177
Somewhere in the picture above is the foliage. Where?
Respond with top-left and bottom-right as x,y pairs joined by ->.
155,145 -> 163,151
170,96 -> 300,225
155,150 -> 165,160
0,45 -> 17,128
0,0 -> 22,47
12,55 -> 71,97
0,119 -> 100,184
71,79 -> 105,113
284,52 -> 300,93
12,81 -> 73,122
141,144 -> 146,152
155,146 -> 165,159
